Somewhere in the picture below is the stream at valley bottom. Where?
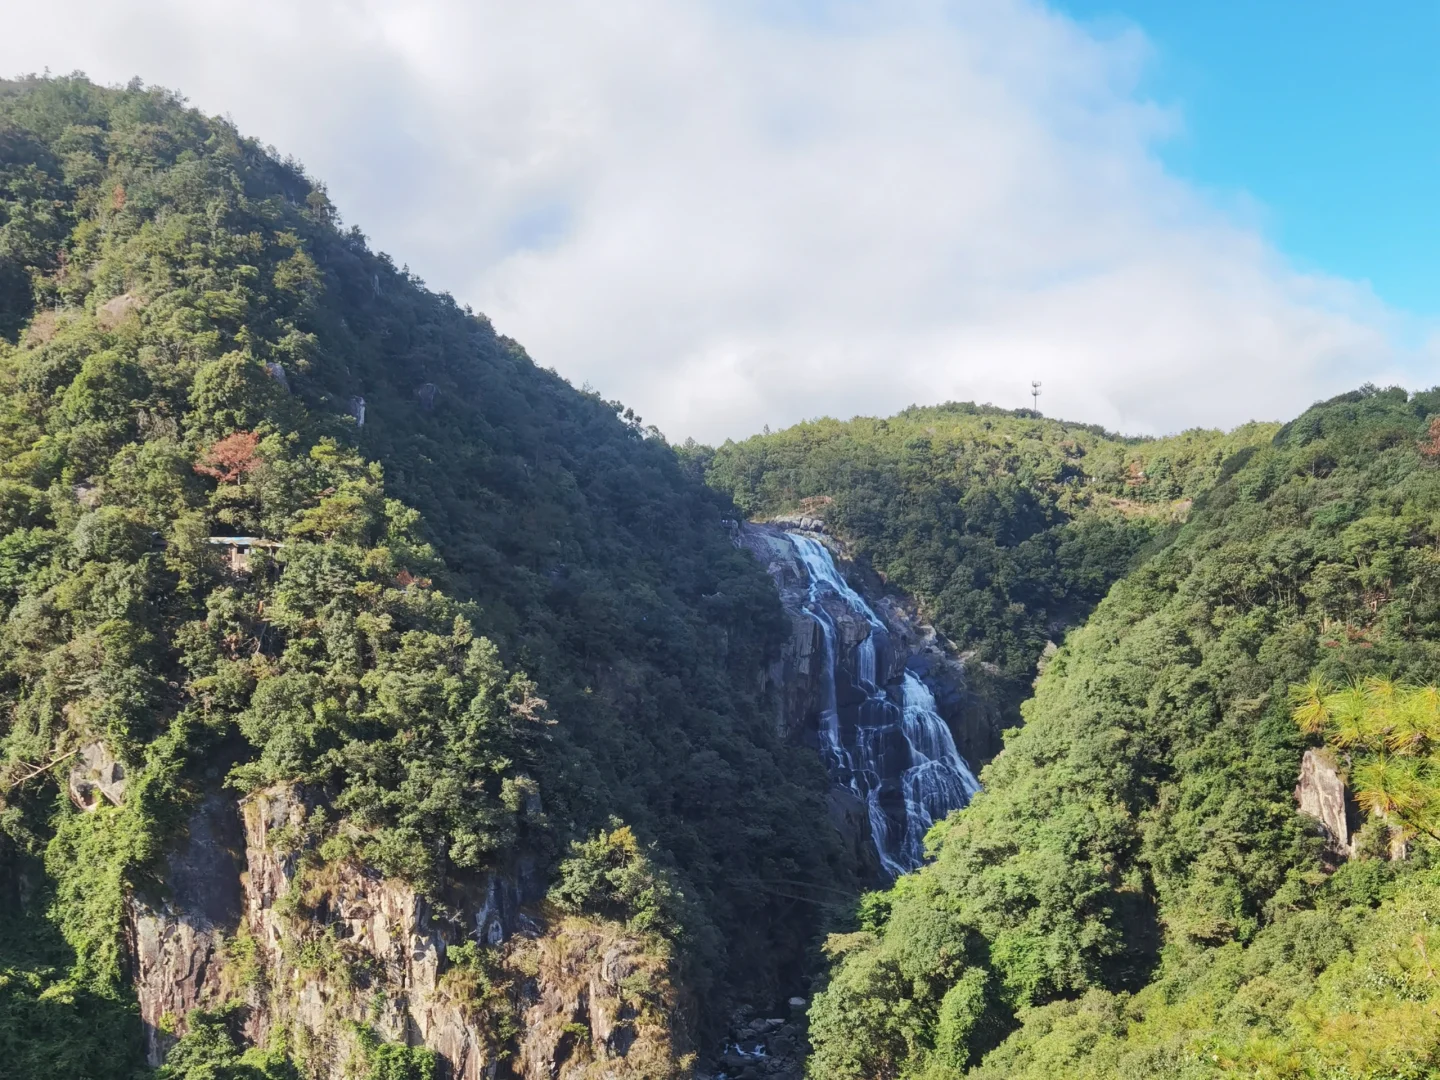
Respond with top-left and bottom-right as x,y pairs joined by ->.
703,536 -> 984,1080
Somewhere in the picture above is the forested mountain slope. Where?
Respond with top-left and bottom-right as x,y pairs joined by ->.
0,75 -> 852,1077
807,385 -> 1440,1079
8,70 -> 1440,1080
702,406 -> 1275,733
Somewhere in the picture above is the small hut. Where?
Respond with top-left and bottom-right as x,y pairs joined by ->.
207,536 -> 282,573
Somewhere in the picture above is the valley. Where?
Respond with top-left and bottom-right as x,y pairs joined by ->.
3,74 -> 1440,1080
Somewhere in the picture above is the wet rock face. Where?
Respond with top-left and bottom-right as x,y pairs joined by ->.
736,523 -> 1000,766
1296,748 -> 1354,858
735,525 -> 829,743
735,523 -> 996,877
826,789 -> 881,881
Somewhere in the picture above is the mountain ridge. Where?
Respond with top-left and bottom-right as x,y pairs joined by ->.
2,71 -> 1436,1080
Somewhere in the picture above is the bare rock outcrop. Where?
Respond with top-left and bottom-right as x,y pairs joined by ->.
238,785 -> 505,1079
131,903 -> 228,1064
511,918 -> 690,1080
96,291 -> 143,328
130,794 -> 245,1063
68,741 -> 127,811
127,784 -> 682,1079
1296,748 -> 1353,857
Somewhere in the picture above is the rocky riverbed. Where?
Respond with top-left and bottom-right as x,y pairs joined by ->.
700,999 -> 810,1080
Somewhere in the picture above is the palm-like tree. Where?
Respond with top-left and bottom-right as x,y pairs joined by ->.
1292,674 -> 1440,844
1290,676 -> 1329,735
1351,756 -> 1424,818
1351,757 -> 1440,842
1390,684 -> 1440,754
1323,682 -> 1380,750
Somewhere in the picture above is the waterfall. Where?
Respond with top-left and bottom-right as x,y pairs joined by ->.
788,533 -> 981,876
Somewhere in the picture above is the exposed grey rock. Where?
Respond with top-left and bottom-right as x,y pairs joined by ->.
130,899 -> 225,1065
73,480 -> 103,508
1296,748 -> 1353,857
264,362 -> 289,390
68,742 -> 127,811
129,795 -> 244,1064
97,291 -> 142,328
124,783 -> 556,1079
734,521 -> 998,872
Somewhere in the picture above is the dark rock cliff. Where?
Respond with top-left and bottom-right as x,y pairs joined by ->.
127,787 -> 687,1079
735,521 -> 999,877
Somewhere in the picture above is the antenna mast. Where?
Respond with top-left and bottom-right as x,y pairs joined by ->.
1031,380 -> 1042,416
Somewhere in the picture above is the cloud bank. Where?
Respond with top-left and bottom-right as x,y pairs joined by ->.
0,0 -> 1427,441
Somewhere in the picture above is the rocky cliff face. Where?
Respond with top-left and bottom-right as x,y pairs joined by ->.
124,522 -> 996,1077
1295,748 -> 1354,859
737,522 -> 996,759
735,522 -> 997,878
127,786 -> 686,1079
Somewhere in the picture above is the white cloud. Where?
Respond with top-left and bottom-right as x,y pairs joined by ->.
0,0 -> 1428,441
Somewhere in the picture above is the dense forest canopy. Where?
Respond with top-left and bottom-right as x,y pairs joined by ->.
4,71 -> 1440,1080
805,386 -> 1440,1079
0,74 -> 853,1077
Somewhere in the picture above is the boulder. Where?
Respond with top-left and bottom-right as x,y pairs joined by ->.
97,291 -> 142,328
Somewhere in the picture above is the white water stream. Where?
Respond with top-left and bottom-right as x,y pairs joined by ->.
788,533 -> 980,877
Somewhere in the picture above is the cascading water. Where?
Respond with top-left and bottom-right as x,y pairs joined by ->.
788,533 -> 980,877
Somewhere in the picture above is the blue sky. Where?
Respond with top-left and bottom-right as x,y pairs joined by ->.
1059,1 -> 1440,315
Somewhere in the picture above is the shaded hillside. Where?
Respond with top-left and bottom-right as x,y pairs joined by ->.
0,75 -> 852,1077
808,385 -> 1440,1079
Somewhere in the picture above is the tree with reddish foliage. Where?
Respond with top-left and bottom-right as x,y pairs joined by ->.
1420,417 -> 1440,460
395,569 -> 432,589
194,431 -> 262,482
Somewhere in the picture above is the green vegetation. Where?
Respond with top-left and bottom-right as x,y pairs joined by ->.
703,405 -> 1275,729
807,385 -> 1440,1078
0,852 -> 147,1078
550,823 -> 694,947
0,73 -> 852,1076
6,69 -> 1440,1080
156,1004 -> 299,1080
1293,675 -> 1440,842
